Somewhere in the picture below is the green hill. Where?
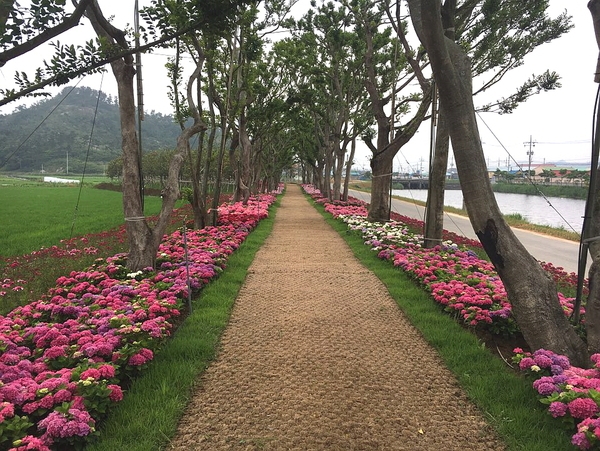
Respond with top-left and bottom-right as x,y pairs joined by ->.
0,86 -> 182,174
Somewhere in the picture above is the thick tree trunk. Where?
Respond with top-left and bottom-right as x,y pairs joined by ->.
86,1 -> 207,271
210,117 -> 229,227
584,0 -> 600,355
108,61 -> 154,270
316,158 -> 327,195
412,0 -> 588,366
84,3 -> 158,271
239,122 -> 252,204
587,261 -> 600,354
323,143 -> 333,200
189,130 -> 206,230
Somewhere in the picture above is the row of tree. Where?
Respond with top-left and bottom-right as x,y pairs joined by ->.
105,149 -> 236,187
4,0 -> 600,365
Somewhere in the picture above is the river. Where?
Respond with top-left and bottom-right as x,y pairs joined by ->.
392,189 -> 587,233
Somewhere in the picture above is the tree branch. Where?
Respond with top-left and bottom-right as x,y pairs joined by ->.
589,0 -> 600,82
0,0 -> 93,67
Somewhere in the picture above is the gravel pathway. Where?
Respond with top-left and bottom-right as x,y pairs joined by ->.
169,184 -> 505,450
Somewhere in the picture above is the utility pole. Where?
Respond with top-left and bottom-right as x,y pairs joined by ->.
524,135 -> 536,177
135,0 -> 145,209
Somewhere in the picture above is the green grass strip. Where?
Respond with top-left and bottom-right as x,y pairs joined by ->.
86,196 -> 280,451
309,197 -> 572,451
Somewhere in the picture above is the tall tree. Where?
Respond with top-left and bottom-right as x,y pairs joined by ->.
80,0 -> 189,270
290,3 -> 367,201
348,0 -> 432,222
408,0 -> 588,366
81,0 -> 244,270
226,0 -> 296,202
421,0 -> 571,248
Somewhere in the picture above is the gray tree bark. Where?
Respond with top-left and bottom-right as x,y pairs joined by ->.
584,0 -> 600,355
423,0 -> 455,249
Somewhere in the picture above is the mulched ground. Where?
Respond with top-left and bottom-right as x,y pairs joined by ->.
169,184 -> 505,450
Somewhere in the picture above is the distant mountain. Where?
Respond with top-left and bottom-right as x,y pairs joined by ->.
0,86 -> 182,174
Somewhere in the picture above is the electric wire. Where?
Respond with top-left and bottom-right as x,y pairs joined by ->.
69,73 -> 104,241
0,78 -> 84,169
476,111 -> 579,234
392,151 -> 471,238
572,83 -> 600,324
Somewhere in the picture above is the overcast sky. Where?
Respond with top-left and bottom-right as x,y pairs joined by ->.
0,1 -> 595,172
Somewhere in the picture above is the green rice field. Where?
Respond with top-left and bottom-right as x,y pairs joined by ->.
0,182 -> 164,257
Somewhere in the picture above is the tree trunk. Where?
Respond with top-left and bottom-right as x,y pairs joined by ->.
239,118 -> 252,204
584,0 -> 600,356
85,1 -> 208,271
109,61 -> 155,270
323,141 -> 333,200
188,128 -> 206,230
342,137 -> 357,201
210,116 -> 229,227
412,0 -> 588,366
368,154 -> 393,222
332,144 -> 346,201
424,105 -> 450,248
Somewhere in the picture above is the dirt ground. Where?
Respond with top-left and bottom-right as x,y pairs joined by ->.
169,184 -> 505,450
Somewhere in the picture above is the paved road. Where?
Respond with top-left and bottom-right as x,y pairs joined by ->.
349,189 -> 587,275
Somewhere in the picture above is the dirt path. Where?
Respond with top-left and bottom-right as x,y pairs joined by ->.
169,184 -> 505,450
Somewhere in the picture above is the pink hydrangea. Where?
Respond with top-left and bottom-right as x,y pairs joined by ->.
98,364 -> 115,379
43,346 -> 67,359
533,354 -> 554,368
519,357 -> 535,370
80,368 -> 101,380
568,397 -> 599,419
0,401 -> 15,422
9,435 -> 52,451
108,384 -> 123,402
0,192 -> 280,448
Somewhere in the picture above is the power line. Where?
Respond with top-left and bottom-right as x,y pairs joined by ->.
477,111 -> 579,234
0,78 -> 84,169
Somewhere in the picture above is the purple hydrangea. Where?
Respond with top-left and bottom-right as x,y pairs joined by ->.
572,432 -> 592,450
548,401 -> 568,418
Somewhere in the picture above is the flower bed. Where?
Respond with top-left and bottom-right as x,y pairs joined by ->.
0,191 -> 280,451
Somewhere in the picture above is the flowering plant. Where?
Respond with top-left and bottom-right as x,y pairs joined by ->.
514,348 -> 600,450
0,189 -> 280,450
